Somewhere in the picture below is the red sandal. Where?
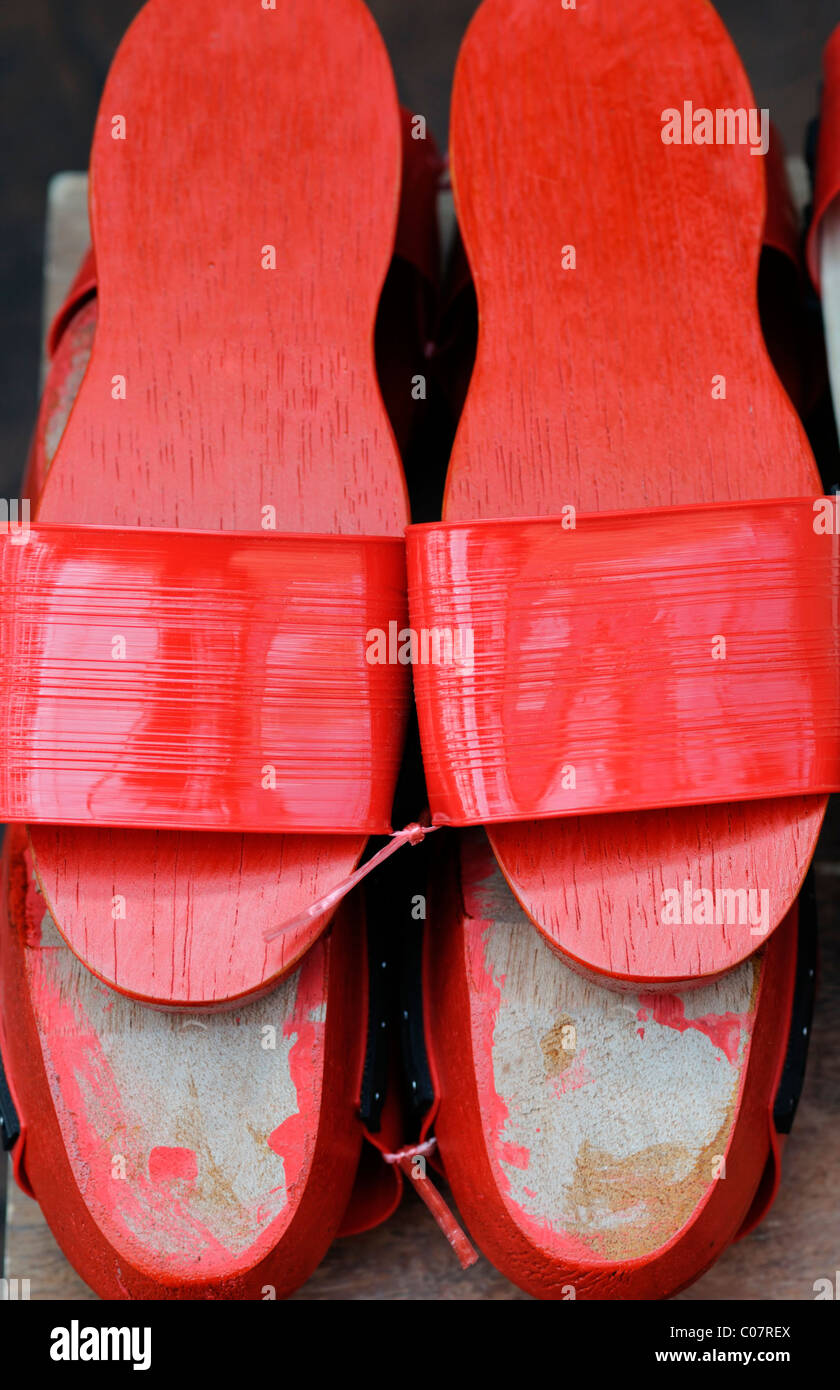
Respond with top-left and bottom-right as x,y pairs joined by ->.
409,0 -> 836,991
407,0 -> 833,1298
0,0 -> 439,1299
6,0 -> 411,1013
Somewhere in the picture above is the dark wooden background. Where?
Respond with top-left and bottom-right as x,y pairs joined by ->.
1,0 -> 839,1301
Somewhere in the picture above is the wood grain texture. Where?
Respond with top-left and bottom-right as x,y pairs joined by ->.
3,0 -> 837,509
4,852 -> 839,1301
446,0 -> 826,985
2,827 -> 369,1300
27,0 -> 409,1008
6,5 -> 840,1301
424,831 -> 802,1299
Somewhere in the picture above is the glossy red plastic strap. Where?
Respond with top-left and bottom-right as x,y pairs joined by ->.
407,498 -> 840,826
807,24 -> 840,290
0,524 -> 408,833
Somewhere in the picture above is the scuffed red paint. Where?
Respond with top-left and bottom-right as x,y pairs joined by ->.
637,993 -> 750,1066
149,1147 -> 198,1182
19,843 -> 328,1276
456,833 -> 768,1267
462,834 -> 598,1262
23,866 -> 45,947
266,952 -> 328,1198
498,1141 -> 530,1170
461,840 -> 523,1203
551,1048 -> 593,1098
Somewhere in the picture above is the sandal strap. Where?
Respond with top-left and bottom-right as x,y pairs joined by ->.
407,497 -> 840,826
47,246 -> 97,359
0,523 -> 407,833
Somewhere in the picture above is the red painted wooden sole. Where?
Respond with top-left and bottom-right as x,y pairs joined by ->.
0,827 -> 368,1299
446,0 -> 825,985
28,0 -> 408,1007
427,832 -> 797,1300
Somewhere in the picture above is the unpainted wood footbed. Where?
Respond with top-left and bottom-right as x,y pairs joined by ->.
464,848 -> 758,1263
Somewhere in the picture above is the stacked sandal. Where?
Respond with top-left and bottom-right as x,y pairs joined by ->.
1,0 -> 838,1301
407,0 -> 836,1301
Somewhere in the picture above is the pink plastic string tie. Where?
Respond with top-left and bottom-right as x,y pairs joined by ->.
263,818 -> 438,943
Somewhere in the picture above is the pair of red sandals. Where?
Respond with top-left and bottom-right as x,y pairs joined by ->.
1,0 -> 839,1301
